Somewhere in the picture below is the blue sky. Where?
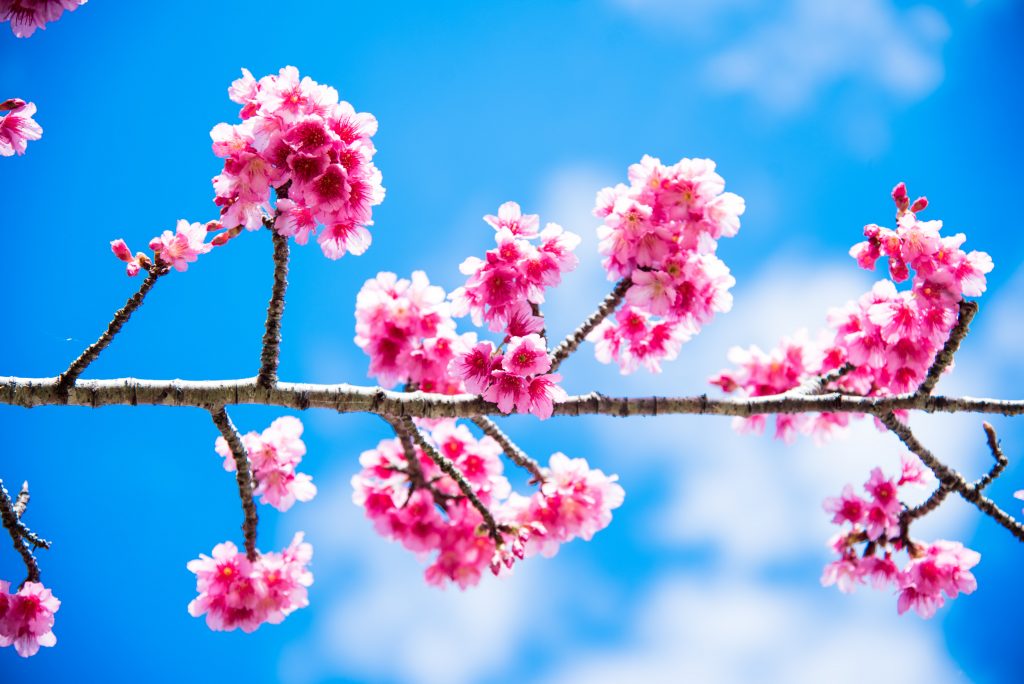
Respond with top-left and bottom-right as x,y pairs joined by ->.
2,1 -> 1023,681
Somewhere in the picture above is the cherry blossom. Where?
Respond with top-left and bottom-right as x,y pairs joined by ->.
210,66 -> 384,259
712,184 -> 993,443
352,421 -> 623,588
187,533 -> 313,632
0,580 -> 60,657
1,0 -> 86,37
215,416 -> 316,512
590,156 -> 743,372
0,99 -> 42,156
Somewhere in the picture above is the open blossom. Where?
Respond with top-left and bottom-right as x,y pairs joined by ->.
820,459 -> 979,618
187,533 -> 313,632
352,421 -> 623,588
591,157 -> 742,373
355,271 -> 473,392
450,202 -> 580,332
0,99 -> 42,156
1,0 -> 86,37
215,416 -> 316,512
149,219 -> 214,272
712,184 -> 993,444
0,580 -> 60,658
210,66 -> 384,259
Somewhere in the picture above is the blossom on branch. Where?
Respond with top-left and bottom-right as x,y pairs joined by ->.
590,156 -> 743,373
0,99 -> 42,156
352,420 -> 623,588
214,416 -> 316,512
712,184 -> 993,443
0,580 -> 60,657
187,533 -> 313,632
211,66 -> 384,258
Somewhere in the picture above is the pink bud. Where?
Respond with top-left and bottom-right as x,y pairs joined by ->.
489,553 -> 502,576
0,98 -> 26,112
125,262 -> 141,277
148,237 -> 163,251
205,220 -> 223,232
211,232 -> 230,247
110,239 -> 133,262
891,182 -> 909,211
910,196 -> 928,213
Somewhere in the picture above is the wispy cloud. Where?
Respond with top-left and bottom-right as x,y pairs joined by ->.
704,0 -> 950,114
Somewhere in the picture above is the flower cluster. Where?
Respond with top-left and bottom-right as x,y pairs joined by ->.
187,533 -> 313,632
450,202 -> 580,332
351,420 -> 623,588
589,156 -> 744,373
211,66 -> 384,259
452,334 -> 566,419
820,456 -> 980,618
0,98 -> 42,157
355,271 -> 474,393
0,580 -> 59,658
110,219 -> 216,276
711,184 -> 993,442
1,0 -> 85,37
215,416 -> 316,512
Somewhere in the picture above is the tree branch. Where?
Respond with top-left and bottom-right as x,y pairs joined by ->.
0,478 -> 42,585
56,266 -> 166,395
975,422 -> 1008,492
12,481 -> 29,518
209,407 -> 260,560
880,412 -> 1024,543
257,229 -> 290,390
470,416 -> 545,483
399,416 -> 503,546
549,277 -> 631,373
4,375 -> 1024,418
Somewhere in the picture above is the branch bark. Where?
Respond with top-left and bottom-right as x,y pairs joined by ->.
4,375 -> 1024,418
257,229 -> 290,389
209,407 -> 260,560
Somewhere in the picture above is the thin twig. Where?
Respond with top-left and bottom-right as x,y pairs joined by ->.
899,483 -> 952,551
400,416 -> 504,546
784,363 -> 855,397
257,228 -> 290,389
13,481 -> 29,518
917,300 -> 978,396
56,267 -> 166,395
976,422 -> 1008,492
471,416 -> 545,483
0,479 -> 41,585
209,407 -> 260,560
880,412 -> 1024,543
549,278 -> 631,373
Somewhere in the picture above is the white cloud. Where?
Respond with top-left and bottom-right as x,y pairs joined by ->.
543,575 -> 966,684
703,0 -> 949,114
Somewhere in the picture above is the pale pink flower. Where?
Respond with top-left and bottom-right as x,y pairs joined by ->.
484,371 -> 525,414
821,557 -> 863,594
0,100 -> 42,156
0,580 -> 60,657
2,0 -> 86,37
484,201 -> 540,237
148,219 -> 212,272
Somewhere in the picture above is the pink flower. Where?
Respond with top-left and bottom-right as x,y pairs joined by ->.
896,541 -> 980,618
149,219 -> 213,272
0,580 -> 60,657
519,373 -> 567,420
821,557 -> 864,594
214,416 -> 316,512
187,534 -> 314,632
823,485 -> 868,526
484,371 -> 525,414
484,201 -> 540,238
1,0 -> 86,37
502,334 -> 550,377
450,341 -> 501,394
0,100 -> 42,156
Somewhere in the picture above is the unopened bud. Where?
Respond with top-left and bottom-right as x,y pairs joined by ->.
110,238 -> 132,262
910,196 -> 928,213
